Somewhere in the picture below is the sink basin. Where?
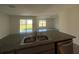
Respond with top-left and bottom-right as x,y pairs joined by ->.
20,35 -> 48,45
24,36 -> 36,43
36,35 -> 48,41
23,35 -> 48,42
20,35 -> 36,45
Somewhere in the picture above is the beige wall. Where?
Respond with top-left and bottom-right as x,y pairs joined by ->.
0,13 -> 10,39
56,6 -> 79,45
64,7 -> 79,45
58,11 -> 68,32
46,17 -> 58,29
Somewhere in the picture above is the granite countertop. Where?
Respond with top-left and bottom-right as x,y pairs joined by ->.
0,30 -> 75,53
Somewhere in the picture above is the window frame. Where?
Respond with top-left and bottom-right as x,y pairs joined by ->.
39,20 -> 46,28
20,19 -> 33,33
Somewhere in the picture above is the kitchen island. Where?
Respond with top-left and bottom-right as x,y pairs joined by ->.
0,30 -> 75,54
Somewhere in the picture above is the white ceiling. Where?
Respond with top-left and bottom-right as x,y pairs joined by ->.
0,4 -> 78,16
0,4 -> 55,16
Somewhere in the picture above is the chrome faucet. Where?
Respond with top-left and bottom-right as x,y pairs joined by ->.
34,30 -> 37,40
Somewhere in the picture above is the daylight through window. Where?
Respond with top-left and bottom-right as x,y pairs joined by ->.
39,20 -> 46,27
20,19 -> 33,33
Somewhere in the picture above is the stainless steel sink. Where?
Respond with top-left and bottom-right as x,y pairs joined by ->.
20,35 -> 36,45
20,35 -> 48,45
24,36 -> 36,43
36,35 -> 48,41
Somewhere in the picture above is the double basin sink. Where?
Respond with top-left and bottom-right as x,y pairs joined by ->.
20,35 -> 48,45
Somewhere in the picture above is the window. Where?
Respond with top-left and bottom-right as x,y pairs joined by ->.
20,19 -> 33,33
39,20 -> 46,27
38,20 -> 47,32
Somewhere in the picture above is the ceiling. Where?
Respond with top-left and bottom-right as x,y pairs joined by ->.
0,4 -> 78,16
0,4 -> 55,16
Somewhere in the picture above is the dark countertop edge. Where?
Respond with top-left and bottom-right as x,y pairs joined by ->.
1,38 -> 75,54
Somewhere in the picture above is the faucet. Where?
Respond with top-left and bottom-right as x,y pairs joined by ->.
34,30 -> 37,40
